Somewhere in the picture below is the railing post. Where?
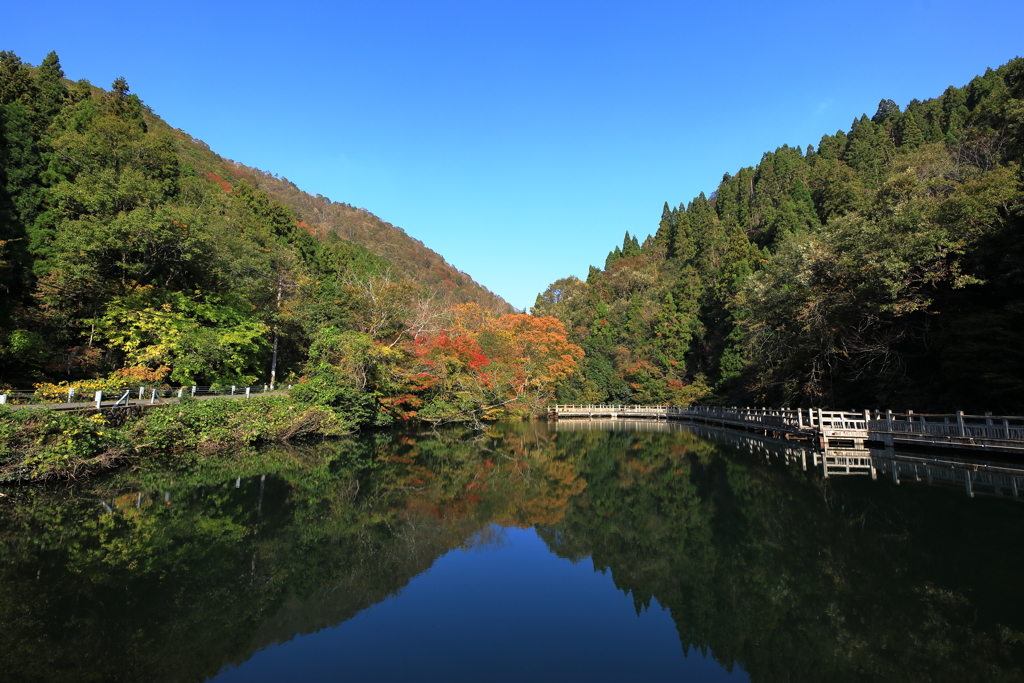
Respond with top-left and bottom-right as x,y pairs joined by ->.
886,409 -> 893,431
139,386 -> 145,399
150,388 -> 156,404
68,387 -> 75,403
0,393 -> 6,405
245,387 -> 251,398
231,385 -> 236,396
957,411 -> 966,437
192,385 -> 196,396
177,388 -> 184,398
95,390 -> 102,409
797,409 -> 803,429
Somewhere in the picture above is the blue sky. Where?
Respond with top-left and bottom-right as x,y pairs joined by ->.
4,1 -> 1022,310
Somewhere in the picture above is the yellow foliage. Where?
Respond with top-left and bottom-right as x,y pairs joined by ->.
33,367 -> 170,401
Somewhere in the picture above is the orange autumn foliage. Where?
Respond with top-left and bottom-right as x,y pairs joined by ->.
391,305 -> 583,422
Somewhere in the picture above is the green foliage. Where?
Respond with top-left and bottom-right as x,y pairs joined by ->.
0,393 -> 356,483
96,288 -> 269,385
127,395 -> 347,454
0,408 -> 124,481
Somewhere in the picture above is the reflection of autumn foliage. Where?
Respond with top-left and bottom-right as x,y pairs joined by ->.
377,423 -> 586,531
509,459 -> 585,527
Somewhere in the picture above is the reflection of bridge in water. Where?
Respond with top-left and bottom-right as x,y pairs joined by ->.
554,418 -> 1024,500
549,405 -> 1024,455
821,446 -> 1024,498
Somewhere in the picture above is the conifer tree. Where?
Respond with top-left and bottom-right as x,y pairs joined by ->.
896,111 -> 925,149
621,231 -> 641,258
940,85 -> 969,142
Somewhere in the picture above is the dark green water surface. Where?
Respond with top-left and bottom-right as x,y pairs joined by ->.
1,421 -> 1022,682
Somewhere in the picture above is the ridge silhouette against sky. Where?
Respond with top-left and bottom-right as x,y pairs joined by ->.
4,0 -> 1022,310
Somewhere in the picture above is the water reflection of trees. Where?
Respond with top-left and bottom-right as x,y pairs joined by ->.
0,423 -> 578,683
540,425 -> 1024,682
0,423 -> 1021,682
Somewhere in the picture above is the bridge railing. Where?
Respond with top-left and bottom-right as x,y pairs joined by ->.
551,404 -> 671,413
680,405 -> 805,429
552,404 -> 820,431
867,411 -> 1024,440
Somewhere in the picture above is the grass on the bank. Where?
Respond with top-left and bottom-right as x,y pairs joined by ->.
0,396 -> 351,483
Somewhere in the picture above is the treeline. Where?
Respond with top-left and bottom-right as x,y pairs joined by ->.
535,58 -> 1024,413
0,51 -> 574,428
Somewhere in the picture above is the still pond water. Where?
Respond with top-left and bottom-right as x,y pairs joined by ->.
1,421 -> 1023,682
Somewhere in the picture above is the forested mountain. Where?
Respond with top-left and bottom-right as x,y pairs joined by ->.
179,148 -> 505,309
0,51 -> 572,427
535,58 -> 1024,413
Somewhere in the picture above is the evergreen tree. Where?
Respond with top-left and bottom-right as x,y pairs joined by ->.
654,202 -> 678,258
871,98 -> 900,124
940,85 -> 969,142
604,245 -> 622,270
896,111 -> 925,149
621,231 -> 641,258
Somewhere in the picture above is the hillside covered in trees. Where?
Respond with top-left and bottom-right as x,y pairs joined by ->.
535,58 -> 1024,414
0,51 -> 578,428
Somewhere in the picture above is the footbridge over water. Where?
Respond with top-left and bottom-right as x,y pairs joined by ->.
548,405 -> 1024,456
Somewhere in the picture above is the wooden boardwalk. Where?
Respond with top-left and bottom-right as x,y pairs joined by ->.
548,405 -> 1024,456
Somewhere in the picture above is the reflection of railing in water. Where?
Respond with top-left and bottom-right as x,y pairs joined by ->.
555,417 -> 1024,500
555,418 -> 814,469
553,419 -> 679,433
549,405 -> 1024,454
822,445 -> 1024,499
549,404 -> 868,445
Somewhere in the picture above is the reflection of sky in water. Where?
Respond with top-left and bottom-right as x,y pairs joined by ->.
214,525 -> 746,683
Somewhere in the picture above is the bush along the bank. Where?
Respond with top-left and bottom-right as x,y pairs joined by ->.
125,395 -> 350,453
0,409 -> 128,482
0,395 -> 354,483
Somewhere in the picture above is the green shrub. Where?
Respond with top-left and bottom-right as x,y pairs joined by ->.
0,408 -> 126,482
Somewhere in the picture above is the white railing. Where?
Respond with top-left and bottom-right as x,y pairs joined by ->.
551,404 -> 869,433
867,411 -> 1024,441
0,384 -> 293,410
